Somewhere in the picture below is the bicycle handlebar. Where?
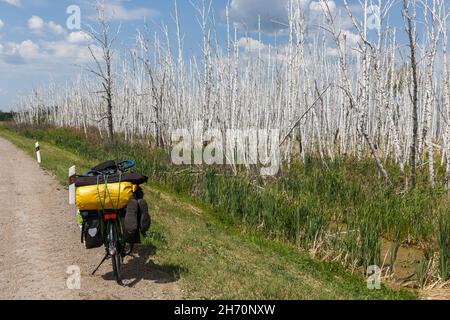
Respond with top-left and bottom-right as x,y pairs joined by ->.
84,169 -> 101,176
118,160 -> 135,171
84,160 -> 135,176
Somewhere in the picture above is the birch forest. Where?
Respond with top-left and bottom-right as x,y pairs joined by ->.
10,0 -> 450,288
12,0 -> 450,187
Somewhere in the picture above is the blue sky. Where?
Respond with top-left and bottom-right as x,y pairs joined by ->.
0,0 -> 408,111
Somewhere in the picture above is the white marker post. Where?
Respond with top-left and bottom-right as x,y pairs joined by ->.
69,166 -> 76,205
35,142 -> 41,163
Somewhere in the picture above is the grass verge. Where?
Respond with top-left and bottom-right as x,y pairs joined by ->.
0,124 -> 417,299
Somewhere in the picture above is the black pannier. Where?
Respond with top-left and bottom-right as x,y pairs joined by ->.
124,199 -> 141,244
138,198 -> 151,235
81,211 -> 103,249
123,187 -> 151,243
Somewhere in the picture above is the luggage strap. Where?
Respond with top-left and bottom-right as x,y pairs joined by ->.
95,173 -> 123,212
96,173 -> 123,247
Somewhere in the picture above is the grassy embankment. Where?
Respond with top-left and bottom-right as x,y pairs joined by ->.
0,123 -> 417,299
5,124 -> 447,288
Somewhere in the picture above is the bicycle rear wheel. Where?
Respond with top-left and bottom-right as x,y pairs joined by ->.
111,253 -> 122,285
108,221 -> 123,285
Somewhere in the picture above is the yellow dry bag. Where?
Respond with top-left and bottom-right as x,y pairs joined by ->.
76,182 -> 137,211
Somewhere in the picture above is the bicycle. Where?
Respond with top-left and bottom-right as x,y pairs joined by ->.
84,160 -> 136,285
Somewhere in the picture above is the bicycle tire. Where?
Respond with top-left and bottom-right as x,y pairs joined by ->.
109,221 -> 123,285
112,253 -> 122,285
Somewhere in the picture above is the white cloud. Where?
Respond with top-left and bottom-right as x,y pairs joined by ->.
0,36 -> 98,65
235,38 -> 289,64
66,31 -> 91,44
229,0 -> 339,33
48,21 -> 64,35
108,3 -> 158,21
88,1 -> 159,22
28,15 -> 65,35
0,40 -> 42,63
41,40 -> 101,63
238,37 -> 266,52
0,19 -> 4,30
28,15 -> 44,31
18,40 -> 41,59
42,41 -> 80,59
229,0 -> 291,33
1,0 -> 22,7
309,1 -> 336,12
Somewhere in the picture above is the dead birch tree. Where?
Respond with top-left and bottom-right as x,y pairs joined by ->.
325,0 -> 393,186
85,1 -> 121,146
403,0 -> 420,188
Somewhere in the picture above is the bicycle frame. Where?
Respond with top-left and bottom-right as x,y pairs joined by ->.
101,210 -> 125,255
91,210 -> 126,284
86,160 -> 137,285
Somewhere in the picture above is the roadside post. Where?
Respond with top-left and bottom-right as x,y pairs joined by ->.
35,142 -> 41,163
69,165 -> 76,205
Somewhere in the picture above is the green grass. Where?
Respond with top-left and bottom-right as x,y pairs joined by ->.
0,124 -> 417,299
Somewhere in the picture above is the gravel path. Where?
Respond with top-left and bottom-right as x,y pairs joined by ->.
0,137 -> 182,300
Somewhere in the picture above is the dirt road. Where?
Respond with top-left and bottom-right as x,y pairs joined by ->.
0,137 -> 182,299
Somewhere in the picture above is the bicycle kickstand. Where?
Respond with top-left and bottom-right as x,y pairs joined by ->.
92,252 -> 109,275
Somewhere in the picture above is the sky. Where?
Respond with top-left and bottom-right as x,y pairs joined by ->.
0,0 -> 409,111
